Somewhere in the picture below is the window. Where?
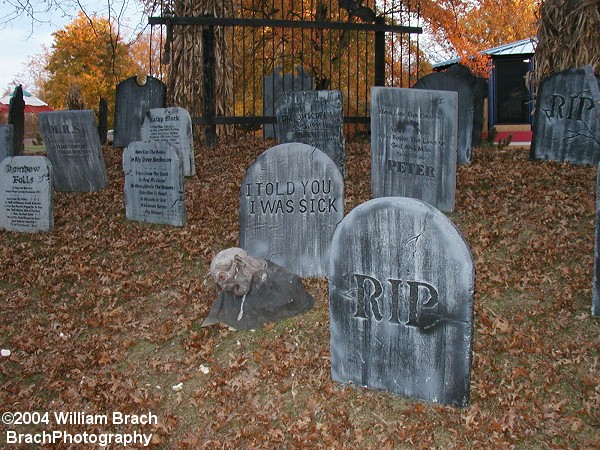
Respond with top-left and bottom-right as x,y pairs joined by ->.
493,58 -> 532,124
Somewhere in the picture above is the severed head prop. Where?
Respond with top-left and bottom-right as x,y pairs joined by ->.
209,247 -> 267,297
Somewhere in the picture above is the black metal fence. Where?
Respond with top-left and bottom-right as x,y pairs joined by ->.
148,0 -> 423,143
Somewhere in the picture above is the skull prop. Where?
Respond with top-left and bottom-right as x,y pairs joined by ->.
209,247 -> 267,296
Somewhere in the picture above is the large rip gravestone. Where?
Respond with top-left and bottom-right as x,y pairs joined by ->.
594,164 -> 600,317
530,66 -> 600,165
329,197 -> 474,407
263,66 -> 313,138
123,141 -> 185,226
141,107 -> 195,177
371,87 -> 458,212
113,75 -> 167,148
275,90 -> 346,177
39,110 -> 108,192
412,72 -> 474,164
0,156 -> 53,232
239,142 -> 344,277
0,125 -> 14,162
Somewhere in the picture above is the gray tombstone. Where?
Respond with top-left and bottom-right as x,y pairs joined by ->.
0,125 -> 14,162
530,66 -> 600,165
594,164 -> 600,317
113,76 -> 167,148
412,72 -> 474,164
263,66 -> 313,138
276,90 -> 346,177
141,107 -> 195,177
123,141 -> 185,227
239,142 -> 344,277
446,64 -> 487,147
329,197 -> 474,407
38,110 -> 108,192
0,156 -> 53,232
371,87 -> 458,212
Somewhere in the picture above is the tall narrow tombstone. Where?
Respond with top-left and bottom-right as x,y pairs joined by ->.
8,85 -> 24,156
113,76 -> 167,148
276,90 -> 346,177
263,66 -> 313,138
530,66 -> 600,165
329,197 -> 474,407
412,72 -> 474,164
240,143 -> 344,277
0,125 -> 14,161
141,107 -> 195,177
594,164 -> 600,317
0,156 -> 53,232
371,87 -> 458,212
123,141 -> 185,226
98,97 -> 108,144
39,110 -> 108,192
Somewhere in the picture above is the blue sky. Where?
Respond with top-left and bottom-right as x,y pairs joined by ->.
0,1 -> 146,96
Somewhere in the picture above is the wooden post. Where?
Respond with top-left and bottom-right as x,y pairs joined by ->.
202,18 -> 217,148
8,85 -> 25,156
374,16 -> 386,87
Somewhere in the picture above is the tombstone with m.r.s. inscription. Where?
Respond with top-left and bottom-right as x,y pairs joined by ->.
329,197 -> 474,407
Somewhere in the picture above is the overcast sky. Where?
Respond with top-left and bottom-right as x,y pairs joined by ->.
0,1 -> 146,96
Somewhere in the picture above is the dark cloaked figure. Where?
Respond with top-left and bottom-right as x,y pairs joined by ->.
202,248 -> 314,330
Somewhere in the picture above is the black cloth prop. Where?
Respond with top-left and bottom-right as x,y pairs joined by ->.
201,260 -> 314,330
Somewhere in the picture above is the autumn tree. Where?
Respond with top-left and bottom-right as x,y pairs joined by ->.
42,12 -> 144,125
416,0 -> 539,75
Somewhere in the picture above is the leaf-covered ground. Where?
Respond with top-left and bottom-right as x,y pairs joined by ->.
1,137 -> 599,449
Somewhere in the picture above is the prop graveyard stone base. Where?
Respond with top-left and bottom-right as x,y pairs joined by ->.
202,248 -> 314,330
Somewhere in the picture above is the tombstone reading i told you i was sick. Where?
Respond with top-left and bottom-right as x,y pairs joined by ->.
123,141 -> 185,227
113,76 -> 167,148
329,197 -> 474,407
38,110 -> 108,192
275,90 -> 346,177
0,156 -> 53,232
371,87 -> 458,212
141,107 -> 195,177
531,66 -> 600,165
239,143 -> 343,277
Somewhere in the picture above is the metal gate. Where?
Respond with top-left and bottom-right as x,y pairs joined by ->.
148,0 -> 423,144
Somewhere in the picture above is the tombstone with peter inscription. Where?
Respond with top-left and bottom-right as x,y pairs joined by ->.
530,66 -> 600,165
329,197 -> 474,407
276,90 -> 346,177
263,66 -> 313,138
0,125 -> 14,162
239,142 -> 343,277
123,141 -> 185,227
412,72 -> 474,164
0,156 -> 53,232
113,75 -> 167,148
141,107 -> 195,177
39,110 -> 108,192
371,87 -> 458,212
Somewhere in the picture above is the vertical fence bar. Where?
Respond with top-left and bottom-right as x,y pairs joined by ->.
374,15 -> 385,87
